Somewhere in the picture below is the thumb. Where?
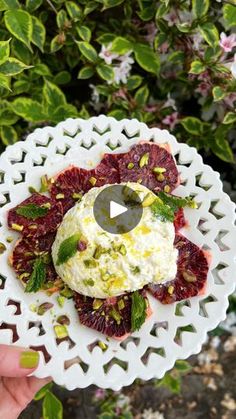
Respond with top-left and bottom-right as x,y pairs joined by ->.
0,345 -> 40,377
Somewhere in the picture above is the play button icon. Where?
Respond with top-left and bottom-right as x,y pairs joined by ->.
93,184 -> 143,234
110,201 -> 128,219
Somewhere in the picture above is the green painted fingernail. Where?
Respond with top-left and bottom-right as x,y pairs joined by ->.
20,351 -> 39,369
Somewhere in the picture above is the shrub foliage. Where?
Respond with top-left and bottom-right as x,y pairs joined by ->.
0,0 -> 236,163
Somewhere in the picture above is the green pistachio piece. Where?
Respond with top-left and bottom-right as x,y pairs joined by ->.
139,152 -> 149,168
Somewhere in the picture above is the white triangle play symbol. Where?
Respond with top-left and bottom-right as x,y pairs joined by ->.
110,201 -> 128,219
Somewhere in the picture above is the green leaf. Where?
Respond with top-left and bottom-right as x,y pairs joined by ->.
56,233 -> 81,265
126,75 -> 143,90
0,73 -> 11,90
77,66 -> 95,79
33,63 -> 52,76
223,4 -> 236,28
158,192 -> 197,212
4,9 -> 33,52
11,38 -> 31,65
77,41 -> 98,63
11,98 -> 46,122
31,16 -> 46,52
180,116 -> 203,135
97,33 -> 116,45
108,109 -> 127,120
192,0 -> 209,18
131,291 -> 147,332
56,10 -> 68,29
0,101 -> 18,125
77,25 -> 91,42
102,0 -> 124,9
189,60 -> 206,74
175,360 -> 192,373
0,39 -> 11,65
43,81 -> 66,113
151,198 -> 175,222
111,37 -> 133,54
96,63 -> 114,81
213,136 -> 234,163
137,6 -> 155,21
134,84 -> 149,107
0,57 -> 31,76
43,391 -> 63,419
134,43 -> 160,74
0,0 -> 19,11
34,383 -> 52,400
0,125 -> 17,145
16,203 -> 49,219
50,104 -> 78,123
222,112 -> 236,125
25,258 -> 46,293
26,0 -> 43,12
177,22 -> 192,33
53,71 -> 71,85
65,1 -> 82,20
50,35 -> 63,53
199,23 -> 219,47
212,86 -> 227,102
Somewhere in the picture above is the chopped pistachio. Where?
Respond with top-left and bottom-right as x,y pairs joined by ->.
37,302 -> 54,315
142,193 -> 156,207
109,307 -> 122,324
40,175 -> 50,192
56,193 -> 65,200
188,199 -> 198,209
131,266 -> 140,274
118,244 -> 127,256
6,236 -> 14,243
118,299 -> 125,311
57,315 -> 70,326
98,341 -> 107,351
59,286 -> 74,298
83,278 -> 95,286
29,303 -> 37,312
11,223 -> 23,232
127,162 -> 134,169
93,299 -> 103,310
153,167 -> 166,174
28,224 -> 37,230
183,270 -> 197,282
89,176 -> 97,186
19,272 -> 30,280
139,152 -> 149,168
28,186 -> 38,193
168,285 -> 174,295
93,245 -> 107,259
0,242 -> 6,255
101,272 -> 110,281
157,173 -> 165,182
72,192 -> 83,200
41,202 -> 51,209
164,185 -> 171,193
57,296 -> 65,307
54,324 -> 68,339
83,259 -> 98,268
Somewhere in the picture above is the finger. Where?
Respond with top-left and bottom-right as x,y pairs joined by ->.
0,345 -> 39,377
0,376 -> 52,419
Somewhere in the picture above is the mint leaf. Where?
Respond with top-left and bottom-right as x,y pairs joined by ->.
25,258 -> 46,293
158,192 -> 196,212
151,197 -> 175,222
16,203 -> 49,219
131,291 -> 147,332
56,233 -> 81,265
43,390 -> 63,419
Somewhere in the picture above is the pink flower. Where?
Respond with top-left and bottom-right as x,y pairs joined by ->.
219,32 -> 236,53
162,112 -> 179,130
198,71 -> 210,82
196,82 -> 211,97
163,10 -> 178,27
94,388 -> 106,400
224,92 -> 236,108
144,22 -> 157,45
99,44 -> 118,65
159,41 -> 169,54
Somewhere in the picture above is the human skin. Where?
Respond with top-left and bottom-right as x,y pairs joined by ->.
0,345 -> 51,419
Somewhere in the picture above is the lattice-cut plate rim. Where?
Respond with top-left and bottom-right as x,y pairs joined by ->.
0,115 -> 235,391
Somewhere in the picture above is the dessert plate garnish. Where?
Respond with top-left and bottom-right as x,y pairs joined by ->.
0,116 -> 235,390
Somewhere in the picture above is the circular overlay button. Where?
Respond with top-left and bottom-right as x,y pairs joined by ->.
93,185 -> 143,234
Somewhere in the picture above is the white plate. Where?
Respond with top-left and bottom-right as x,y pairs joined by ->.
0,115 -> 235,390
